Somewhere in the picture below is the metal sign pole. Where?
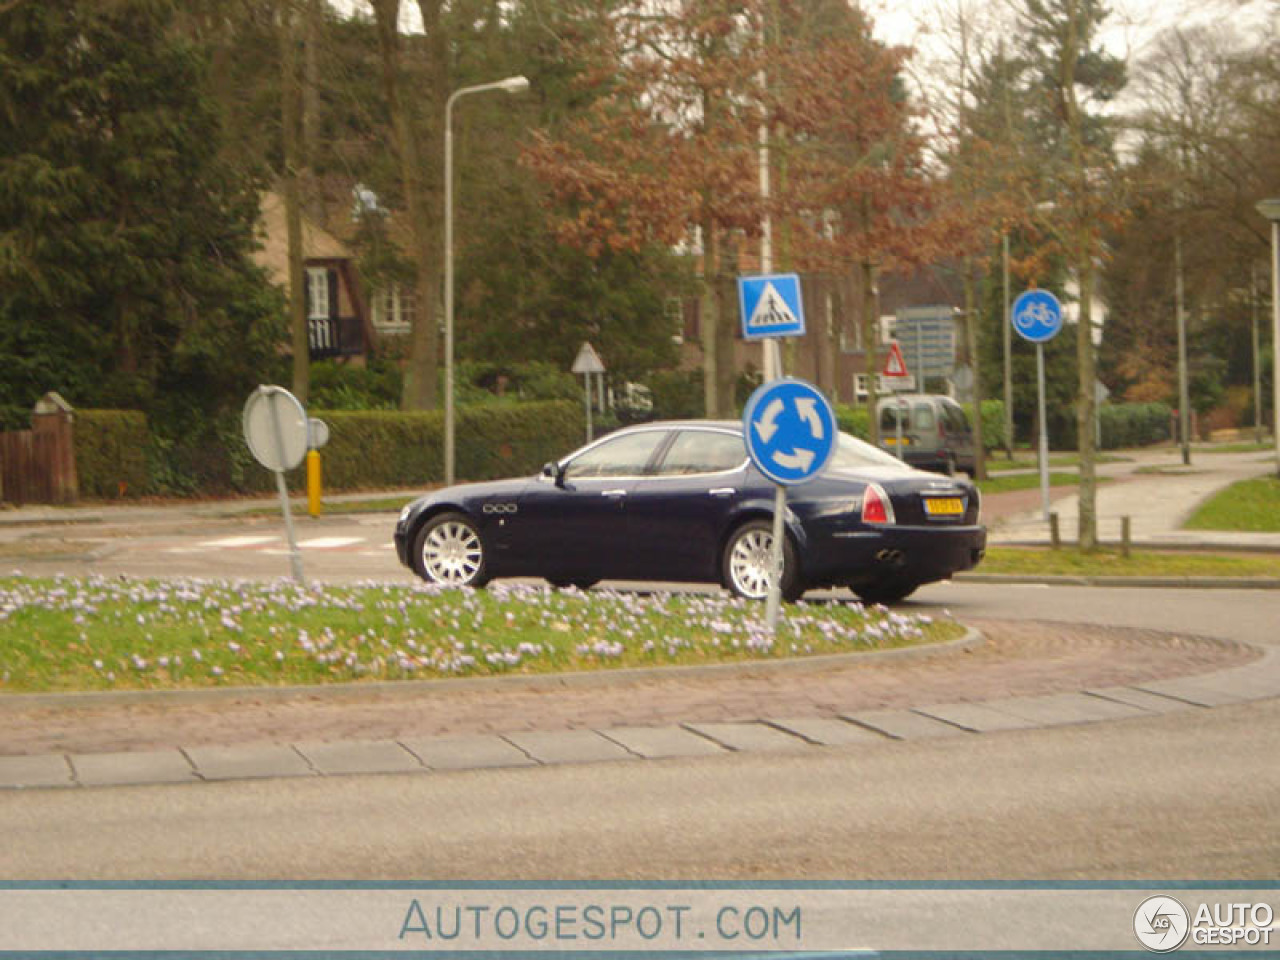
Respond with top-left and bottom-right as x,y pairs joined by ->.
266,389 -> 306,585
765,485 -> 786,631
1036,342 -> 1050,523
583,372 -> 593,442
895,395 -> 905,460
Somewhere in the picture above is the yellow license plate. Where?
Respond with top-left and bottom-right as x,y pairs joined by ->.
924,497 -> 965,516
884,436 -> 910,446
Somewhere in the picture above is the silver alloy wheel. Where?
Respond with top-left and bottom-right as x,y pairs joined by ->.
728,527 -> 776,599
420,519 -> 483,586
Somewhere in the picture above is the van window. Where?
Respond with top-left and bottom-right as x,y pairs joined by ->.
911,403 -> 936,432
943,402 -> 970,433
880,404 -> 910,431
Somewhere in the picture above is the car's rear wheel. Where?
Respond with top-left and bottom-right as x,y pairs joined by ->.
547,578 -> 599,591
412,512 -> 489,588
722,519 -> 804,602
853,581 -> 918,606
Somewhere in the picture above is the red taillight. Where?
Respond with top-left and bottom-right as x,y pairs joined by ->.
861,482 -> 896,525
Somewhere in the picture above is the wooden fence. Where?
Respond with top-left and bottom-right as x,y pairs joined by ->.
0,394 -> 78,505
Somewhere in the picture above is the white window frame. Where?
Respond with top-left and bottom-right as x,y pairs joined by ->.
306,268 -> 330,320
372,283 -> 415,333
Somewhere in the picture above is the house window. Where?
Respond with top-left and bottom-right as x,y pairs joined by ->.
372,284 -> 416,333
306,268 -> 330,320
665,297 -> 684,344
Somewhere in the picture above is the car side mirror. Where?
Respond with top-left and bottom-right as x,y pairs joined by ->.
542,461 -> 566,487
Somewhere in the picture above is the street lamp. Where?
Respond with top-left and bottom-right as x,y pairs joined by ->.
444,74 -> 530,486
1258,198 -> 1280,478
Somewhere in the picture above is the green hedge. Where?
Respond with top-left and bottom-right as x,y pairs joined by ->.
1099,402 -> 1171,449
834,405 -> 871,440
315,400 -> 585,489
73,410 -> 149,499
965,399 -> 1007,453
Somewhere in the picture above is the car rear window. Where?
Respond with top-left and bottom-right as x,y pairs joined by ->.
831,432 -> 912,471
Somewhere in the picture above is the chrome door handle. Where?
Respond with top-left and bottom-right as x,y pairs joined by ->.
601,489 -> 628,498
708,487 -> 736,497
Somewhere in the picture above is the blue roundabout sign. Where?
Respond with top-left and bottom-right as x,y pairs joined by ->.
742,378 -> 837,486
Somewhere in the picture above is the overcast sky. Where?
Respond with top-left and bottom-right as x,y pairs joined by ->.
862,0 -> 1275,61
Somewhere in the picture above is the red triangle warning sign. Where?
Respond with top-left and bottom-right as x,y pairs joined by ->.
882,341 -> 910,377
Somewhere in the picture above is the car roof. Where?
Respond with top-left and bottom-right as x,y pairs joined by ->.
621,419 -> 743,432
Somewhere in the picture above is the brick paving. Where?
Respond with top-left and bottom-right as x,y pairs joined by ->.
0,619 -> 1256,757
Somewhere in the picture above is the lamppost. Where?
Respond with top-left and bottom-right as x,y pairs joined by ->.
1258,198 -> 1280,478
444,75 -> 530,486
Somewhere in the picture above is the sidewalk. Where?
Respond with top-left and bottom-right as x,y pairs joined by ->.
987,447 -> 1280,550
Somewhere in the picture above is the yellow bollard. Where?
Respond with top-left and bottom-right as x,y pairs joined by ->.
306,448 -> 322,517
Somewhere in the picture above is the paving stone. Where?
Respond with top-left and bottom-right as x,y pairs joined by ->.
601,725 -> 728,759
0,754 -> 74,789
682,722 -> 812,753
764,716 -> 889,746
983,692 -> 1150,726
293,739 -> 422,776
401,735 -> 536,771
70,750 -> 195,787
185,743 -> 314,781
913,702 -> 1038,733
1086,686 -> 1199,714
1135,679 -> 1252,708
502,730 -> 635,765
840,709 -> 967,740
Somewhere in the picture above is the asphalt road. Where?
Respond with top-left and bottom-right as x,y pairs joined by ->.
2,511 -> 1279,880
2,696 -> 1276,879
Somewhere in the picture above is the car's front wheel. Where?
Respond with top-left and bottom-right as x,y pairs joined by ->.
412,512 -> 489,588
722,519 -> 804,602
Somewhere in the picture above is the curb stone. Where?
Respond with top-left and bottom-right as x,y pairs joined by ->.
1,636 -> 1277,791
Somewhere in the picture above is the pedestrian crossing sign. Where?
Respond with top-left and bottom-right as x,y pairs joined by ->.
738,273 -> 805,340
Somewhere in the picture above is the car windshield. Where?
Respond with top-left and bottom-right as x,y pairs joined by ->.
830,432 -> 914,471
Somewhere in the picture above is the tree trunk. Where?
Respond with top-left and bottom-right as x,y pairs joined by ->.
714,241 -> 738,416
861,261 -> 879,443
963,260 -> 986,480
1060,0 -> 1098,549
280,1 -> 308,404
372,0 -> 441,411
700,222 -> 720,417
1075,249 -> 1098,548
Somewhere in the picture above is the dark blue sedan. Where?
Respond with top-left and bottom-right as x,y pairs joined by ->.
394,421 -> 986,604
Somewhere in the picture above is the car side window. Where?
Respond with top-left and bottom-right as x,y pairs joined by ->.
563,431 -> 667,479
654,431 -> 746,476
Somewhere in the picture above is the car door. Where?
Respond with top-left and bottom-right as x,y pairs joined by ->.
943,399 -> 976,471
626,428 -> 749,581
509,428 -> 669,580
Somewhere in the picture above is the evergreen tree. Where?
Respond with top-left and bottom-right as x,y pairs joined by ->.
0,0 -> 281,432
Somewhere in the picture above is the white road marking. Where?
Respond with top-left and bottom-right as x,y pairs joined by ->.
298,537 -> 365,550
198,536 -> 279,548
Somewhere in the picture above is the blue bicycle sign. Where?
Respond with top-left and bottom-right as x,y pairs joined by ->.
1011,289 -> 1064,343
